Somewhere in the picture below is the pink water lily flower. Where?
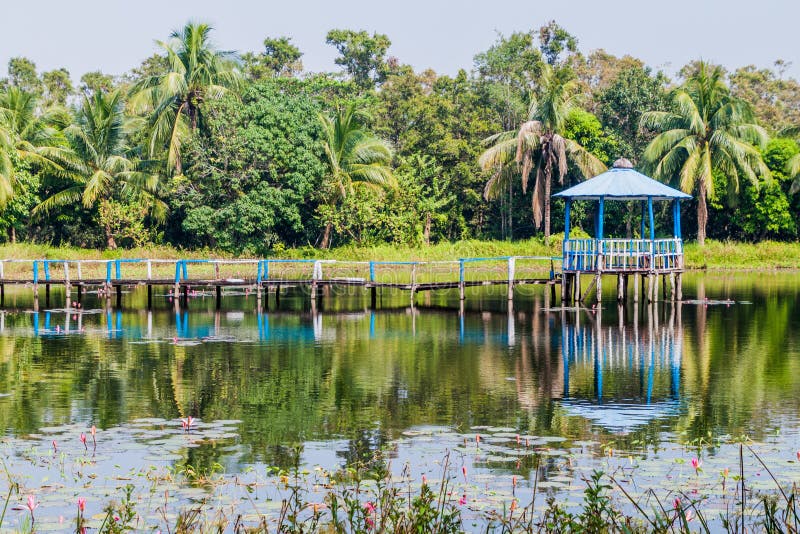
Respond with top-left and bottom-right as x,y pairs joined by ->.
458,494 -> 467,505
26,495 -> 38,513
180,415 -> 195,431
80,433 -> 87,450
77,497 -> 86,513
691,457 -> 702,472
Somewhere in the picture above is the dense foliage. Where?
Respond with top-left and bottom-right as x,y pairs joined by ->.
1,20 -> 799,251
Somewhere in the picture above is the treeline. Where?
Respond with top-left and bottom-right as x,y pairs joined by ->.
1,20 -> 800,252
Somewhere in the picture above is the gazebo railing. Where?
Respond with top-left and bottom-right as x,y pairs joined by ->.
563,238 -> 683,272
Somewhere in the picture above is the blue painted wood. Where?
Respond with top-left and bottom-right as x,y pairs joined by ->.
598,197 -> 605,239
648,197 -> 655,241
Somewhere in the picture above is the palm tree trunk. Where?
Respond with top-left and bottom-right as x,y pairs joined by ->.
697,182 -> 707,246
508,177 -> 513,240
9,227 -> 15,244
105,223 -> 117,250
320,222 -> 332,249
543,173 -> 552,240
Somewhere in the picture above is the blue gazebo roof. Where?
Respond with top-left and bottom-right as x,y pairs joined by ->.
554,160 -> 691,201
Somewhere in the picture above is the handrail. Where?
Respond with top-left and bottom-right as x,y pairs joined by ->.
0,256 -> 562,285
562,238 -> 683,272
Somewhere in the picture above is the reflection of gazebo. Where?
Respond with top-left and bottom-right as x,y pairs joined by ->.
557,305 -> 683,434
554,158 -> 691,304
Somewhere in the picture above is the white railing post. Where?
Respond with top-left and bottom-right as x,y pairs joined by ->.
147,260 -> 152,280
76,261 -> 82,280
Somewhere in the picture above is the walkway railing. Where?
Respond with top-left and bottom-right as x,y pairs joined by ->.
562,238 -> 683,273
0,256 -> 562,287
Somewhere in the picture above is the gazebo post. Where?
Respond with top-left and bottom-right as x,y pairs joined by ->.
673,199 -> 683,301
640,201 -> 646,239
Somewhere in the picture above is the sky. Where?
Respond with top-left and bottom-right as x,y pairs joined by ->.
1,0 -> 797,81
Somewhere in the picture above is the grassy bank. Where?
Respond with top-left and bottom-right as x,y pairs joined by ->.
0,239 -> 799,270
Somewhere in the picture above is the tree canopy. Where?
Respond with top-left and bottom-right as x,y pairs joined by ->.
0,21 -> 798,250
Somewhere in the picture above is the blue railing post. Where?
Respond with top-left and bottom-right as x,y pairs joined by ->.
106,261 -> 112,284
43,260 -> 51,281
263,260 -> 269,281
115,260 -> 121,279
181,261 -> 188,280
369,261 -> 375,283
256,261 -> 262,283
33,261 -> 39,284
174,261 -> 182,283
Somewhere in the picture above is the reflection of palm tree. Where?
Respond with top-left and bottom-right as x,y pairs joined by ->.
480,64 -> 605,239
318,104 -> 395,248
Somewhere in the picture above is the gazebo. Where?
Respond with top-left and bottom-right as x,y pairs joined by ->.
553,158 -> 691,304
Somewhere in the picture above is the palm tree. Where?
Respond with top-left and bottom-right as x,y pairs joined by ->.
479,64 -> 606,239
0,87 -> 74,208
35,91 -> 166,249
640,62 -> 770,245
129,22 -> 242,174
318,104 -> 395,248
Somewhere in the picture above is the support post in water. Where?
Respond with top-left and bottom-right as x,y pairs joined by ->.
458,259 -> 465,301
676,273 -> 682,301
595,274 -> 602,304
633,273 -> 639,302
410,263 -> 417,307
64,261 -> 71,309
507,257 -> 515,301
669,273 -> 676,301
369,261 -> 376,308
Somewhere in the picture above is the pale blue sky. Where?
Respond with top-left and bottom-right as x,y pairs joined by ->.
1,0 -> 797,81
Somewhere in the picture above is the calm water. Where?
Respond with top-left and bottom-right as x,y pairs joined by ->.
2,273 -> 800,529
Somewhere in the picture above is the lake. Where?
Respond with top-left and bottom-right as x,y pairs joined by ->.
1,272 -> 800,530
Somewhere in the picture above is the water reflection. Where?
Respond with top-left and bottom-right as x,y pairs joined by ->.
1,274 -> 800,470
558,305 -> 683,433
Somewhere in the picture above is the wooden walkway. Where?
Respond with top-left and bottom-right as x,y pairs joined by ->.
0,257 -> 560,309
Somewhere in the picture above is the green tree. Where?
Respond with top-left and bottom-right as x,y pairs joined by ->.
474,31 -> 542,130
326,29 -> 392,90
537,21 -> 578,66
730,62 -> 800,132
80,71 -> 116,96
596,65 -> 669,159
0,87 -> 72,208
129,22 -> 243,174
640,61 -> 771,245
35,91 -> 165,249
480,63 -> 606,239
318,104 -> 395,248
242,36 -> 303,79
41,68 -> 73,106
172,77 -> 332,253
6,57 -> 41,94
